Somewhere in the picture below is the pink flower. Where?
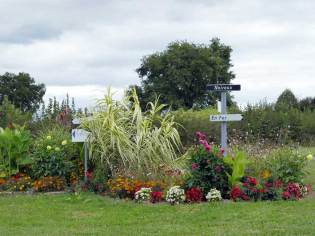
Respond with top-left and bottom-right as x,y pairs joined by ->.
191,163 -> 198,170
195,131 -> 206,140
219,148 -> 225,154
205,144 -> 211,152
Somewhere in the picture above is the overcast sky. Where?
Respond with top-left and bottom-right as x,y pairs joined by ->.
1,0 -> 314,108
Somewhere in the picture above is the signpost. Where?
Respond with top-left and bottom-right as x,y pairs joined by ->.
207,84 -> 242,155
72,119 -> 90,182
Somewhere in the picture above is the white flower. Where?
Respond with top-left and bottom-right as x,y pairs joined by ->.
206,188 -> 222,202
135,187 -> 152,202
166,186 -> 185,204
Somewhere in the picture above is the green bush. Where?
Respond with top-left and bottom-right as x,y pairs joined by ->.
258,148 -> 307,184
31,125 -> 79,179
0,126 -> 32,177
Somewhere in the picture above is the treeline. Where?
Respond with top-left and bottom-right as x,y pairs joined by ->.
174,89 -> 315,146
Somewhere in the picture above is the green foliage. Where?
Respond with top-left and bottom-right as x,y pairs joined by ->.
275,89 -> 298,111
81,88 -> 183,180
0,126 -> 32,177
299,97 -> 315,112
0,72 -> 45,113
224,149 -> 249,187
0,96 -> 31,128
260,148 -> 308,184
173,106 -> 240,146
131,38 -> 235,109
31,125 -> 79,179
185,146 -> 231,198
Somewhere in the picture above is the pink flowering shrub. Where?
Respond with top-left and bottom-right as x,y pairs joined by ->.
185,131 -> 231,198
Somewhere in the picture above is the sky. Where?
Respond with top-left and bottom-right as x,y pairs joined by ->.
1,0 -> 314,109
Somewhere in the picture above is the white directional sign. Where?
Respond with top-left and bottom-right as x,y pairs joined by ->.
71,129 -> 90,142
210,114 -> 243,122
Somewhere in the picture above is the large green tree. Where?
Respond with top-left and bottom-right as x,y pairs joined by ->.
130,38 -> 235,109
0,72 -> 45,113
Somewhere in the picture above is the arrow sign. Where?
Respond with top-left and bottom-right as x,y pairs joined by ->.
210,114 -> 243,122
207,84 -> 241,91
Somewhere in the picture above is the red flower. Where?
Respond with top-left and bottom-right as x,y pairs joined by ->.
241,194 -> 250,201
185,187 -> 203,203
282,191 -> 290,200
151,191 -> 163,203
260,188 -> 265,193
247,177 -> 257,186
191,163 -> 199,171
230,186 -> 243,201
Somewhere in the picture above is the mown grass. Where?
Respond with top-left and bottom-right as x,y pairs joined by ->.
0,192 -> 314,236
0,158 -> 314,236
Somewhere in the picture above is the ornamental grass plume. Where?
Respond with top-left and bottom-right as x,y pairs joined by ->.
80,88 -> 183,179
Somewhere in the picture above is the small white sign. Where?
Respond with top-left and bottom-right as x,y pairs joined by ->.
71,129 -> 90,142
210,114 -> 243,122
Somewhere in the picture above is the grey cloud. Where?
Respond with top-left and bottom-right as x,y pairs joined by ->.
0,0 -> 315,106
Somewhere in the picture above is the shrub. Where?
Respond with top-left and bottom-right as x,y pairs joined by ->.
166,186 -> 185,205
0,126 -> 32,177
185,132 -> 231,198
31,125 -> 79,180
185,187 -> 203,203
206,188 -> 222,202
261,148 -> 307,184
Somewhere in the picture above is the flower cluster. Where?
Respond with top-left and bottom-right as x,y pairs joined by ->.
185,187 -> 203,203
282,182 -> 302,200
135,187 -> 152,202
206,188 -> 222,202
166,186 -> 185,205
107,177 -> 166,199
150,191 -> 163,203
33,176 -> 65,192
3,174 -> 33,192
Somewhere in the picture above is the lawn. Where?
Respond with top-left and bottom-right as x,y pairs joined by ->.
0,160 -> 314,236
0,193 -> 314,236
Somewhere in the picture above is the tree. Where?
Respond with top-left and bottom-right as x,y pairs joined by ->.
0,96 -> 31,128
275,89 -> 298,111
0,72 -> 46,113
129,38 -> 235,110
299,97 -> 315,112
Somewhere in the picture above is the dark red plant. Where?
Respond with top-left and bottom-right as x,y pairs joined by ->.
230,186 -> 244,201
283,182 -> 302,200
151,191 -> 163,203
185,187 -> 203,203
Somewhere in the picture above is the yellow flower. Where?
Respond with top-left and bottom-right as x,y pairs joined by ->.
61,140 -> 67,146
46,135 -> 52,140
261,169 -> 271,179
306,154 -> 313,161
46,145 -> 52,151
55,147 -> 60,152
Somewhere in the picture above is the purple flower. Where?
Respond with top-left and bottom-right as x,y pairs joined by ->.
214,165 -> 222,173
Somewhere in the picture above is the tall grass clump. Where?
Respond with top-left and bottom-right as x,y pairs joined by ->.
80,89 -> 183,180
